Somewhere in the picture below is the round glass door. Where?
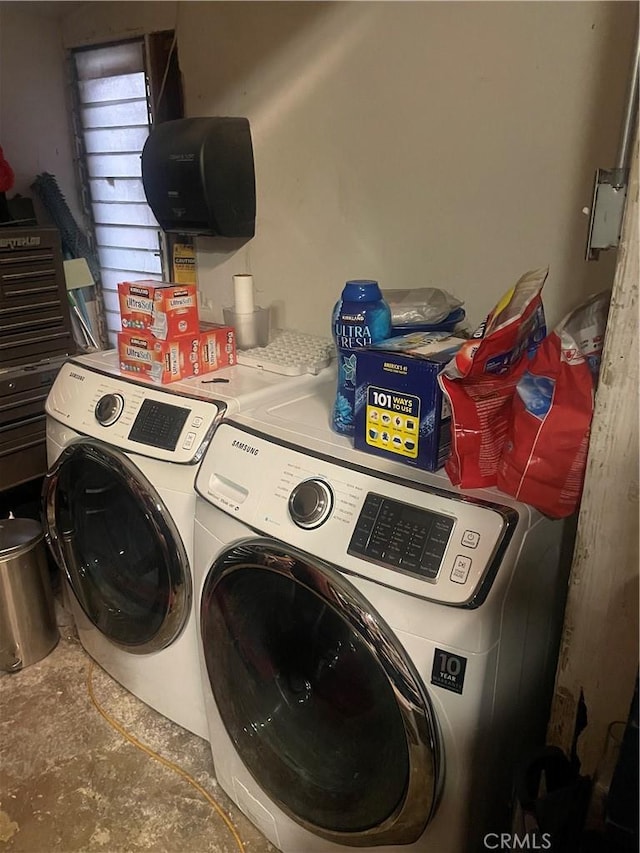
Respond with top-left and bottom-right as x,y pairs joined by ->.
43,439 -> 190,653
201,539 -> 441,846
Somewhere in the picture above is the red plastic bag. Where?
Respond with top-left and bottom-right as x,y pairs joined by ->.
497,291 -> 610,517
438,268 -> 548,488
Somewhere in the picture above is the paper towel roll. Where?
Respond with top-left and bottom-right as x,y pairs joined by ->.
233,274 -> 255,315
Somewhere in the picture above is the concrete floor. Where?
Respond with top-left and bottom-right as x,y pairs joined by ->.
0,627 -> 277,853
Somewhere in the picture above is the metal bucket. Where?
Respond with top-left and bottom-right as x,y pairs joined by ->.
0,517 -> 59,672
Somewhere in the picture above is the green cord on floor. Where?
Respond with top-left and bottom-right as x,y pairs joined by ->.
87,660 -> 245,853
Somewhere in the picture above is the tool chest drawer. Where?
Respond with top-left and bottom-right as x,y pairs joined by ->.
0,356 -> 68,490
0,227 -> 76,368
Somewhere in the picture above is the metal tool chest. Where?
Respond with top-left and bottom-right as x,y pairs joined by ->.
0,226 -> 76,490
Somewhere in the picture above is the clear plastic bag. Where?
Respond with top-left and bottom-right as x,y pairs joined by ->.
384,287 -> 464,325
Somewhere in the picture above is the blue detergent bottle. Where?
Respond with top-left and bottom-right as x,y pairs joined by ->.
331,279 -> 391,435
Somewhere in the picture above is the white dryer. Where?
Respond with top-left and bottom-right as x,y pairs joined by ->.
193,377 -> 571,851
42,349 -> 329,739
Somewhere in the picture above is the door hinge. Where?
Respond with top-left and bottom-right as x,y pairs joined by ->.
585,167 -> 628,261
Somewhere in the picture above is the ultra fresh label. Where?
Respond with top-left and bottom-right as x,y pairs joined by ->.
334,321 -> 373,348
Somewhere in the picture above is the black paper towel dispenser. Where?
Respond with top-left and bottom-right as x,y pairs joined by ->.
141,116 -> 256,237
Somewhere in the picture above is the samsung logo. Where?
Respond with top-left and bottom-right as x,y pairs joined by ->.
232,439 -> 259,456
69,371 -> 85,381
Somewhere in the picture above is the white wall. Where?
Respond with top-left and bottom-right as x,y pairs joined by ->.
0,2 -> 82,225
8,1 -> 640,335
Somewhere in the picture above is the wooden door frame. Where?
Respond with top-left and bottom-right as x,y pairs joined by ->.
547,131 -> 639,779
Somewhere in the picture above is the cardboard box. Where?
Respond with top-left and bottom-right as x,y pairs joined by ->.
118,325 -> 236,384
118,280 -> 199,340
199,323 -> 237,372
354,333 -> 465,472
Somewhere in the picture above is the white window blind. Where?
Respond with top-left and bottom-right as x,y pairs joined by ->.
73,41 -> 163,346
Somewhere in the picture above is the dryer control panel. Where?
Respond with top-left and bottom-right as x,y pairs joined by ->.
46,360 -> 222,464
196,422 -> 519,607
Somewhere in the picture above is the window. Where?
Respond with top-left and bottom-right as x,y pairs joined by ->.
70,33 -> 182,346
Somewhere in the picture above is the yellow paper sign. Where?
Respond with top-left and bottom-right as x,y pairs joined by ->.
172,241 -> 196,285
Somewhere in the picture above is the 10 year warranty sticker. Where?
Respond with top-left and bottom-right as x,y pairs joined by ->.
431,648 -> 467,695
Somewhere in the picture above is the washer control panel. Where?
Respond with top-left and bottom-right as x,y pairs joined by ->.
46,360 -> 221,464
127,398 -> 191,451
197,422 -> 518,606
348,494 -> 454,581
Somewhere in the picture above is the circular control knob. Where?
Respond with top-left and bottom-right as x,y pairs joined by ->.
288,479 -> 334,530
94,393 -> 125,427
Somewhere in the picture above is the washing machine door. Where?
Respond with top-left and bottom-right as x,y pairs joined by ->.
201,538 -> 442,847
43,439 -> 190,653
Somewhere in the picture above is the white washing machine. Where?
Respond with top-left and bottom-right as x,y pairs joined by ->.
193,376 -> 571,852
42,349 -> 330,739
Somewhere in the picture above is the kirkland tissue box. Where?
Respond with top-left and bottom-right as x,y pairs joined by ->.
118,280 -> 199,340
118,325 -> 236,384
199,323 -> 237,371
354,333 -> 465,472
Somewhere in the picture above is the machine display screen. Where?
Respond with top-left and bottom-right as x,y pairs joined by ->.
347,492 -> 454,580
128,399 -> 191,451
